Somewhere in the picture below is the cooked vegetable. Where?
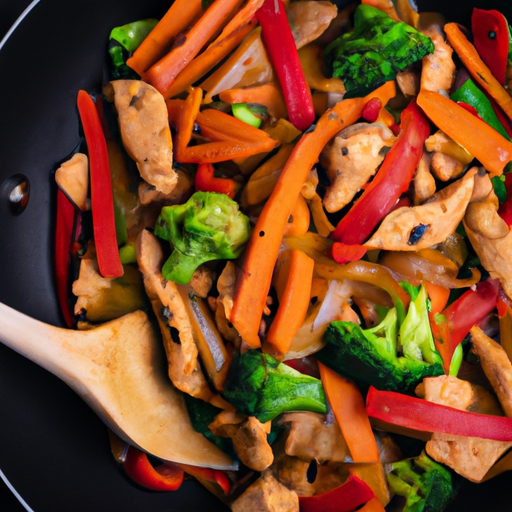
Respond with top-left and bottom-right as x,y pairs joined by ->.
316,283 -> 444,393
222,350 -> 327,423
154,191 -> 251,284
386,451 -> 453,512
194,162 -> 239,198
325,4 -> 434,97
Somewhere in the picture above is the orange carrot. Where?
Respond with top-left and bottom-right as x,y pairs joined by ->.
219,83 -> 288,121
144,0 -> 244,96
318,362 -> 380,463
444,22 -> 512,122
349,466 -> 391,508
175,87 -> 203,161
230,81 -> 396,347
266,250 -> 314,355
126,0 -> 203,76
164,22 -> 255,99
357,497 -> 386,512
424,281 -> 450,314
417,89 -> 512,175
283,194 -> 310,237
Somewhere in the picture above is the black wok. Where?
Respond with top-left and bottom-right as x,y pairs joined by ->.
0,0 -> 510,510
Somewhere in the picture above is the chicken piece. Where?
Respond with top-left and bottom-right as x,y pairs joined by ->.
470,326 -> 512,417
137,169 -> 193,205
136,229 -> 198,376
423,374 -> 512,482
188,265 -> 214,298
271,453 -> 315,496
365,167 -> 477,251
420,25 -> 456,96
112,80 -> 177,194
430,151 -> 465,181
288,1 -> 338,49
217,261 -> 237,319
470,169 -> 493,203
231,470 -> 299,512
412,152 -> 436,205
320,122 -> 396,213
396,66 -> 420,99
463,190 -> 512,299
278,412 -> 349,464
55,153 -> 89,211
209,411 -> 273,472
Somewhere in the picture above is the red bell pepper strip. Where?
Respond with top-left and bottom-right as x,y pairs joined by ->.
366,386 -> 512,441
498,173 -> 512,225
331,242 -> 367,265
55,188 -> 78,327
472,8 -> 510,85
330,101 -> 430,245
429,278 -> 500,374
76,90 -> 123,278
194,162 -> 239,198
255,0 -> 315,132
123,446 -> 184,491
178,464 -> 231,495
361,98 -> 382,122
299,474 -> 375,512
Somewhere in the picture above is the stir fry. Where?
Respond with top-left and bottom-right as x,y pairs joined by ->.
53,0 -> 512,510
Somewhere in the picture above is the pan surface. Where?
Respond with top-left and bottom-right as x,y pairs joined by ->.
0,0 -> 510,510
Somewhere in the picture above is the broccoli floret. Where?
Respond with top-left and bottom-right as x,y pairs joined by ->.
324,4 -> 434,97
387,451 -> 453,512
315,283 -> 443,392
221,350 -> 327,423
154,191 -> 251,284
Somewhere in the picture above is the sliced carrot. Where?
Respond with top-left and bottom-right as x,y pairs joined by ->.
417,89 -> 512,175
175,87 -> 203,160
266,249 -> 314,355
349,466 -> 391,508
283,194 -> 310,237
423,281 -> 450,314
357,497 -> 386,512
126,0 -> 203,76
230,82 -> 396,347
444,22 -> 512,123
219,83 -> 288,121
164,22 -> 255,99
143,0 -> 244,96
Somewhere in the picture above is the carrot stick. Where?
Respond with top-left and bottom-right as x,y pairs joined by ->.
444,22 -> 512,123
349,466 -> 390,508
424,281 -> 450,314
266,249 -> 314,355
417,89 -> 512,175
357,497 -> 386,512
219,83 -> 288,121
164,22 -> 255,99
230,81 -> 396,347
175,87 -> 203,161
127,0 -> 203,76
143,0 -> 245,96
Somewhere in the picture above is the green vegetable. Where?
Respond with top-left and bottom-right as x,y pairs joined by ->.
108,18 -> 158,79
315,283 -> 444,392
387,451 -> 453,512
324,4 -> 434,98
222,350 -> 328,423
154,191 -> 251,284
451,78 -> 511,140
492,175 -> 508,204
231,103 -> 269,128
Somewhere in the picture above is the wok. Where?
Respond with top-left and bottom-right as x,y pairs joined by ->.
0,0 -> 510,510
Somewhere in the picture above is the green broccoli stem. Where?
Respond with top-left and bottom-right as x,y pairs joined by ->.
161,248 -> 209,285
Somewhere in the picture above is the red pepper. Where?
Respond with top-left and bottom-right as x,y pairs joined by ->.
472,8 -> 510,85
76,90 -> 123,278
330,101 -> 430,245
178,464 -> 231,495
256,0 -> 315,132
123,446 -> 184,491
498,173 -> 512,225
331,242 -> 367,265
299,474 -> 375,512
361,98 -> 382,123
429,278 -> 500,374
366,386 -> 512,441
194,162 -> 239,198
55,188 -> 78,327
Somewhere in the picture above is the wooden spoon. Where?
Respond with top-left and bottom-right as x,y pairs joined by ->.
0,302 -> 235,469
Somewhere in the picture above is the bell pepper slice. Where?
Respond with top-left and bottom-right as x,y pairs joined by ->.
299,473 -> 375,512
429,278 -> 500,374
54,188 -> 78,327
123,446 -> 184,491
76,90 -> 123,278
194,162 -> 239,198
366,386 -> 512,441
331,101 -> 430,245
331,242 -> 367,265
179,464 -> 231,495
255,0 -> 315,131
472,8 -> 510,85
